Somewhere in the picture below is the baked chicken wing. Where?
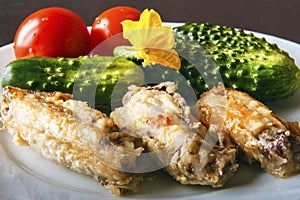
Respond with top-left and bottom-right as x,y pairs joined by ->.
197,86 -> 300,177
110,82 -> 238,187
0,86 -> 144,195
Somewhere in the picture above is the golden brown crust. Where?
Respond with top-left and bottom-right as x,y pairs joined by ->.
198,86 -> 300,177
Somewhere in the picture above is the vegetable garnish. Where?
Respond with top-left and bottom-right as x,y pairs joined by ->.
13,7 -> 91,59
121,9 -> 181,70
90,6 -> 141,49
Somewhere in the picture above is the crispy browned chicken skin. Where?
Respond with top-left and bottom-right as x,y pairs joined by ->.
197,86 -> 300,177
110,82 -> 238,187
0,86 -> 144,195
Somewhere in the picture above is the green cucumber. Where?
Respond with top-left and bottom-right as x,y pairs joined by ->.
173,23 -> 300,102
1,55 -> 141,113
114,23 -> 300,102
3,22 -> 300,115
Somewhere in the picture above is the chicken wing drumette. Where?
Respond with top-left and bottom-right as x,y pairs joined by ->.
197,86 -> 300,177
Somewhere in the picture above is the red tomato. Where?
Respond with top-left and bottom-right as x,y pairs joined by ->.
90,6 -> 141,49
14,7 -> 92,58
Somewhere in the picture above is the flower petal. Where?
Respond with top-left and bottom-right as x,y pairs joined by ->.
121,9 -> 181,70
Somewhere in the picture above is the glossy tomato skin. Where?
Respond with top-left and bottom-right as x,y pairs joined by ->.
90,6 -> 141,49
14,7 -> 91,58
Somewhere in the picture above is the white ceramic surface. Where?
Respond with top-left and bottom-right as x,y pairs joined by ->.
0,23 -> 300,200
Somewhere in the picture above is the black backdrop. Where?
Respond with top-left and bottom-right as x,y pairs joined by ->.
1,0 -> 300,46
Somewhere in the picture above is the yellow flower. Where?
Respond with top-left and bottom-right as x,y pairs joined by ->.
121,9 -> 181,70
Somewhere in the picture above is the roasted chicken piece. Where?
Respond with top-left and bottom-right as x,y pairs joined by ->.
110,82 -> 238,187
197,86 -> 300,177
0,86 -> 144,195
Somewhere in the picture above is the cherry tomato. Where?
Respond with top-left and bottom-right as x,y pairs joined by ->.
90,6 -> 141,49
14,7 -> 92,58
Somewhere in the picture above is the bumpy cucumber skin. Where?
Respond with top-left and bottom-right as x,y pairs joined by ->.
2,56 -> 139,110
173,23 -> 300,102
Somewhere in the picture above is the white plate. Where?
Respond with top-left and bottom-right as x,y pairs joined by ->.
1,23 -> 300,200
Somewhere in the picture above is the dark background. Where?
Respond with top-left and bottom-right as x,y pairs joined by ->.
0,0 -> 300,46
